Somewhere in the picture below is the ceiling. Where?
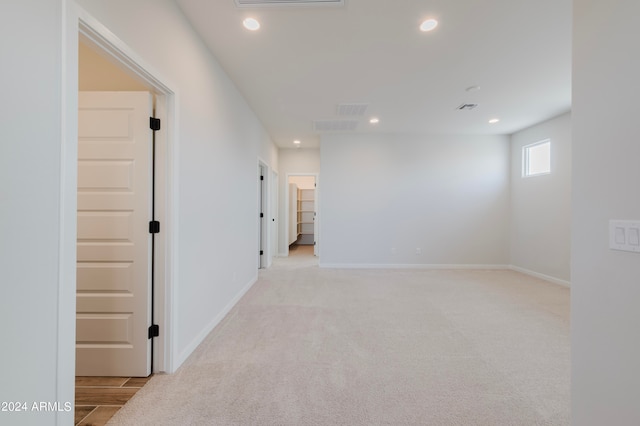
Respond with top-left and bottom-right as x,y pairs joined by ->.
175,0 -> 571,148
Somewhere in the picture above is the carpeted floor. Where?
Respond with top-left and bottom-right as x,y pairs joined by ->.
107,255 -> 570,425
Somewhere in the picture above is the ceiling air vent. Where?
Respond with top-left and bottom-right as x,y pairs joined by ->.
234,0 -> 344,7
457,103 -> 478,111
336,103 -> 368,116
313,120 -> 358,132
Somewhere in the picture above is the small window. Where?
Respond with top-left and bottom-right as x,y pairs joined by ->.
523,139 -> 551,177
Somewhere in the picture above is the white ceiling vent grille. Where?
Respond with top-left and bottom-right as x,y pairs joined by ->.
336,103 -> 368,116
313,120 -> 358,132
234,0 -> 344,7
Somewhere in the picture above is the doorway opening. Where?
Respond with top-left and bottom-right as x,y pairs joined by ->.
287,174 -> 318,258
74,14 -> 176,378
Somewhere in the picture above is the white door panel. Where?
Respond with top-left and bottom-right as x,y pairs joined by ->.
77,211 -> 134,241
78,160 -> 134,190
76,262 -> 134,292
76,91 -> 152,377
78,193 -> 137,211
76,313 -> 134,343
79,108 -> 136,138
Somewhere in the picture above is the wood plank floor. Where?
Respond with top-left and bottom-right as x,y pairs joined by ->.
75,376 -> 152,426
288,243 -> 314,256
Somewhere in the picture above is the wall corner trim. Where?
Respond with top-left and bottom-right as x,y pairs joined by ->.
508,265 -> 571,288
318,263 -> 510,270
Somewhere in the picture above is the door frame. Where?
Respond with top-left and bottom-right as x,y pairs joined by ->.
258,161 -> 267,269
270,170 -> 279,266
285,173 -> 319,257
62,4 -> 179,380
258,159 -> 274,268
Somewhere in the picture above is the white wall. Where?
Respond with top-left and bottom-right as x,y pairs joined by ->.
1,2 -> 277,423
277,148 -> 320,255
572,1 -> 640,424
0,2 -> 74,425
74,0 -> 278,367
320,134 -> 510,266
510,112 -> 571,284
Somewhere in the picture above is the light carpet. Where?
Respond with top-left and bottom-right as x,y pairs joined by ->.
107,255 -> 570,425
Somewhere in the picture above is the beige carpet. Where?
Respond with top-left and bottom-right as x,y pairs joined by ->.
107,256 -> 570,425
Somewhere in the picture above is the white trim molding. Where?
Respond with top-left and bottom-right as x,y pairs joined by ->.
509,265 -> 571,288
318,262 -> 571,288
319,263 -> 510,270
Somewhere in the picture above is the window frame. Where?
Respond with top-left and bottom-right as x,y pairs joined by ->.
522,138 -> 551,178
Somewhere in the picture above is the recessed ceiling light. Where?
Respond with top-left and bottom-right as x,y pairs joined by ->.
369,117 -> 380,124
293,140 -> 301,145
243,18 -> 260,31
420,19 -> 438,32
466,85 -> 481,92
489,118 -> 500,124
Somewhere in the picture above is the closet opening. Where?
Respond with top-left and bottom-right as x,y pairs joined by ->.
287,175 -> 318,257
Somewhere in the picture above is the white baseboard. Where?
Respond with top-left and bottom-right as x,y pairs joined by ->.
174,274 -> 258,369
319,263 -> 509,270
318,262 -> 570,287
508,265 -> 571,288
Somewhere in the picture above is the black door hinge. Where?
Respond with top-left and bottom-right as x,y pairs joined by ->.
260,175 -> 264,181
149,221 -> 160,234
150,117 -> 161,131
148,324 -> 159,339
260,213 -> 264,218
260,250 -> 264,255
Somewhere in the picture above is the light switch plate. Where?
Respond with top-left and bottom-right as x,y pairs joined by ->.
610,220 -> 640,253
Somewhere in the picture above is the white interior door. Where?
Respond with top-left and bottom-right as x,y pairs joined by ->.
76,91 -> 152,377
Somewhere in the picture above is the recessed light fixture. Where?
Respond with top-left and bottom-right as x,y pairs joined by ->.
420,19 -> 438,32
243,17 -> 260,31
489,118 -> 500,124
465,85 -> 481,92
369,117 -> 380,124
293,140 -> 301,145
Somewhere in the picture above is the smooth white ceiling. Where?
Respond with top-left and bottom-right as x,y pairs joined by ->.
176,0 -> 571,148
